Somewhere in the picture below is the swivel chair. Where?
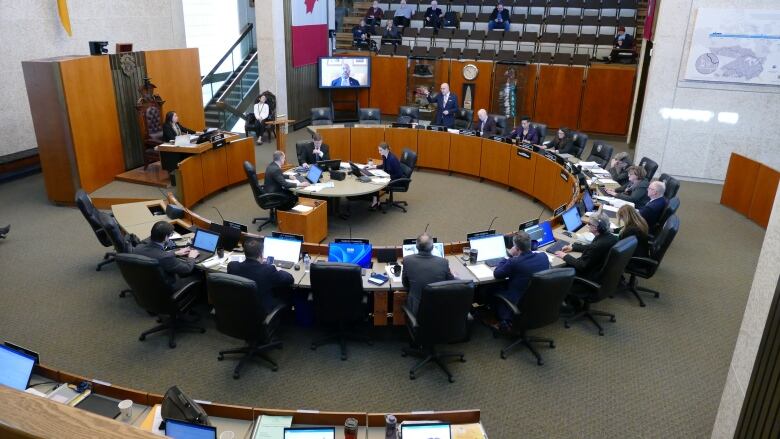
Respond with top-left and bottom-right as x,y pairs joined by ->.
586,141 -> 614,167
114,253 -> 205,348
382,148 -> 417,213
75,189 -> 115,271
311,107 -> 333,125
453,109 -> 474,130
658,173 -> 681,199
0,224 -> 8,239
491,114 -> 509,136
310,262 -> 371,360
624,215 -> 680,307
98,212 -> 139,297
243,161 -> 290,231
571,131 -> 589,157
638,156 -> 659,180
398,106 -> 420,124
402,280 -> 474,383
651,196 -> 679,238
295,140 -> 313,166
206,273 -> 285,379
564,236 -> 637,336
532,122 -> 547,144
358,108 -> 382,124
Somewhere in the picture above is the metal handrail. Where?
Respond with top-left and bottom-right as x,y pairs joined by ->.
201,23 -> 254,85
214,51 -> 258,103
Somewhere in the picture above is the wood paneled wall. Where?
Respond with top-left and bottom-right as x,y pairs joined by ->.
721,153 -> 780,229
109,52 -> 147,170
579,64 -> 636,135
446,60 -> 494,121
145,49 -> 205,131
534,65 -> 585,129
369,56 -> 408,114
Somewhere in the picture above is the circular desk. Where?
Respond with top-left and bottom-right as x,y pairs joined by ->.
291,171 -> 389,198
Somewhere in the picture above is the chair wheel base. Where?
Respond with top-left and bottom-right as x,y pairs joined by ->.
169,341 -> 177,348
549,342 -> 555,348
459,356 -> 466,362
448,376 -> 455,383
500,352 -> 507,359
218,355 -> 224,361
610,316 -> 616,322
233,373 -> 240,379
598,330 -> 604,336
409,372 -> 416,380
537,360 -> 544,366
139,335 -> 145,341
271,365 -> 279,372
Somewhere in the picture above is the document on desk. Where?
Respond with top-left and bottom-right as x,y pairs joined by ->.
201,254 -> 229,269
252,415 -> 293,439
370,177 -> 391,185
292,204 -> 313,213
369,169 -> 390,178
466,263 -> 494,280
578,161 -> 600,168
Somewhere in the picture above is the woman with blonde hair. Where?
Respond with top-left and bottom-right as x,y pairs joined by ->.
616,204 -> 649,257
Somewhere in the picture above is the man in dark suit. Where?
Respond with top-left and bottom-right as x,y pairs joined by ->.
476,109 -> 497,137
424,1 -> 443,28
134,221 -> 199,290
488,2 -> 510,31
509,116 -> 540,144
402,233 -> 455,314
301,132 -> 331,167
227,239 -> 294,314
555,214 -> 618,281
424,83 -> 459,128
640,180 -> 668,230
264,151 -> 308,211
331,63 -> 360,87
492,231 -> 550,330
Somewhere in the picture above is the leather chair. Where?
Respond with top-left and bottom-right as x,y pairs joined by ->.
651,196 -> 679,238
638,156 -> 659,180
453,108 -> 474,130
571,131 -> 589,157
624,215 -> 680,307
491,114 -> 508,136
402,280 -> 474,383
398,106 -> 420,124
295,141 -> 313,166
358,108 -> 382,124
0,224 -> 8,239
382,148 -> 417,213
114,253 -> 205,348
206,273 -> 285,379
496,268 -> 575,365
309,262 -> 371,360
532,122 -> 547,144
75,189 -> 116,271
564,236 -> 638,336
243,161 -> 290,231
658,173 -> 680,198
586,141 -> 614,167
311,107 -> 333,125
97,212 -> 139,297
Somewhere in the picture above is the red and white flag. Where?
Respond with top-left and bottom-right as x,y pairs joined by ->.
291,0 -> 328,67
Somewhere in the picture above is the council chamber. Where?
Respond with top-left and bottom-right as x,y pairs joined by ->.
1,1 -> 779,439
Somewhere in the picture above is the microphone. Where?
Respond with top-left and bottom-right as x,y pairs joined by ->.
348,223 -> 352,240
536,206 -> 546,222
212,206 -> 225,223
487,216 -> 498,232
423,223 -> 429,234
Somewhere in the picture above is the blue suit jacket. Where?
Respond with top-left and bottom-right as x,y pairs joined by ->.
331,77 -> 360,87
427,93 -> 459,128
382,151 -> 405,180
639,197 -> 667,230
493,251 -> 550,305
509,126 -> 540,145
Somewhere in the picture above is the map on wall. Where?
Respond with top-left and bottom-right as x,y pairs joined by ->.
684,8 -> 780,86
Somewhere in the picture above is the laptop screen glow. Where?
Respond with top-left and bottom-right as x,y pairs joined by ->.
192,229 -> 220,253
400,423 -> 451,439
402,242 -> 445,258
263,236 -> 302,263
562,206 -> 583,232
283,427 -> 335,439
468,234 -> 507,262
0,345 -> 35,391
164,419 -> 216,439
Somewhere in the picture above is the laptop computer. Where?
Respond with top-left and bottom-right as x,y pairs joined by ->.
283,427 -> 335,439
164,419 -> 217,439
562,206 -> 586,233
349,162 -> 373,181
0,344 -> 36,391
189,228 -> 221,263
263,234 -> 303,269
468,234 -> 508,267
523,220 -> 556,249
400,423 -> 451,439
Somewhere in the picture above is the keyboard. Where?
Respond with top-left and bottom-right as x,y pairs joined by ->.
545,240 -> 570,254
357,176 -> 372,183
361,168 -> 374,177
484,257 -> 505,267
295,174 -> 307,183
275,260 -> 295,269
597,186 -> 610,196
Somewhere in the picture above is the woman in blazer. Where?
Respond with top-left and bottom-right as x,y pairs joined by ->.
608,165 -> 650,207
617,205 -> 650,257
162,111 -> 195,142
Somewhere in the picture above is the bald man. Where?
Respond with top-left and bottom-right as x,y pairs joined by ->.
476,109 -> 497,137
424,83 -> 459,128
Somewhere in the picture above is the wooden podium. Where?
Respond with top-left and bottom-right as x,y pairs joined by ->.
277,197 -> 328,243
267,118 -> 294,151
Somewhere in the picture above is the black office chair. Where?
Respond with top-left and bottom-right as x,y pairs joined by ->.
311,107 -> 333,125
651,196 -> 679,238
114,253 -> 204,348
586,141 -> 614,167
243,161 -> 290,231
496,268 -> 575,365
75,189 -> 116,271
398,106 -> 420,124
98,212 -> 139,298
402,280 -> 474,383
453,108 -> 474,130
309,262 -> 371,360
571,131 -> 589,157
358,108 -> 382,124
295,140 -> 313,166
491,114 -> 508,136
0,224 -> 8,239
532,122 -> 547,144
206,273 -> 285,379
638,156 -> 659,180
564,236 -> 638,336
624,215 -> 680,307
658,173 -> 681,198
382,148 -> 417,213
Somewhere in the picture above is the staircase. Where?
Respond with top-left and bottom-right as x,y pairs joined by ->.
337,2 -> 373,50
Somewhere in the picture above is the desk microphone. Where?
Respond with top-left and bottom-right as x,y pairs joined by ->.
423,223 -> 429,234
487,216 -> 498,232
212,206 -> 225,223
536,206 -> 546,222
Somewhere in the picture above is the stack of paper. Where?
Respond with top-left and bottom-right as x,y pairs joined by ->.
252,415 -> 293,439
292,204 -> 313,213
466,263 -> 495,280
370,177 -> 391,185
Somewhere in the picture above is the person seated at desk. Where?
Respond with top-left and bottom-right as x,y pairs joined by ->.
332,63 -> 361,87
617,205 -> 650,257
301,132 -> 331,168
0,224 -> 9,239
424,1 -> 443,29
134,221 -> 199,290
639,180 -> 668,230
492,231 -> 550,332
422,83 -> 459,128
227,238 -> 294,313
476,109 -> 497,137
554,214 -> 617,281
162,111 -> 196,143
370,142 -> 405,210
607,152 -> 631,186
381,20 -> 402,46
508,116 -> 540,145
364,0 -> 384,26
393,0 -> 413,27
606,165 -> 650,207
265,151 -> 309,211
546,127 -> 577,154
402,233 -> 455,315
488,2 -> 510,31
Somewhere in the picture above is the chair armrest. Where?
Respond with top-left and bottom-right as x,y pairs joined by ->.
388,177 -> 411,190
628,256 -> 659,269
572,276 -> 600,293
402,305 -> 419,330
258,192 -> 291,204
172,280 -> 201,302
263,304 -> 287,326
495,295 -> 520,316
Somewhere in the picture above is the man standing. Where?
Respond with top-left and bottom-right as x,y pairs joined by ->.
227,239 -> 294,314
331,63 -> 360,87
301,132 -> 331,167
476,109 -> 497,137
403,233 -> 455,314
488,2 -> 510,31
264,151 -> 309,211
639,180 -> 667,230
508,116 -> 540,145
424,83 -> 459,128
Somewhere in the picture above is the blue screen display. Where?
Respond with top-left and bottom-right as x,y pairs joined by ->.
306,164 -> 323,184
583,190 -> 595,212
523,221 -> 555,247
192,229 -> 220,252
562,206 -> 583,232
328,241 -> 373,268
0,344 -> 36,390
165,419 -> 216,439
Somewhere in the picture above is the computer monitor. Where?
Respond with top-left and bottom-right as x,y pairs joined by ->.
348,162 -> 364,178
562,206 -> 584,233
191,228 -> 220,253
263,235 -> 303,264
400,423 -> 452,439
306,164 -> 323,184
164,419 -> 217,439
316,159 -> 341,171
283,427 -> 336,439
582,189 -> 595,212
401,238 -> 444,258
468,234 -> 507,262
523,220 -> 555,248
328,239 -> 373,268
3,342 -> 39,364
218,220 -> 246,251
0,344 -> 36,391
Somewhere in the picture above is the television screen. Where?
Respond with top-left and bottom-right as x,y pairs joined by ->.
328,240 -> 373,268
319,57 -> 371,89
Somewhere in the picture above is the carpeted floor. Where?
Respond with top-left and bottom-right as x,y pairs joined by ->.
0,129 -> 766,438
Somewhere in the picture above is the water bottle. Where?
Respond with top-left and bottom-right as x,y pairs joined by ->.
303,253 -> 311,271
384,414 -> 397,438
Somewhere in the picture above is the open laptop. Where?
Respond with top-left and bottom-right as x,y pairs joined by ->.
164,419 -> 217,439
400,423 -> 451,439
562,206 -> 586,233
468,233 -> 508,267
0,344 -> 37,391
283,427 -> 335,439
522,220 -> 556,249
189,228 -> 221,263
295,164 -> 323,184
263,233 -> 303,269
349,162 -> 373,181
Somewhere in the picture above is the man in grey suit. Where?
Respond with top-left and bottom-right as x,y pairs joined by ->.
264,151 -> 309,211
133,221 -> 198,290
402,233 -> 454,314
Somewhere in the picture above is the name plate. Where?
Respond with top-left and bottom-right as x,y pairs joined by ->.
516,150 -> 531,159
210,133 -> 226,148
544,152 -> 557,162
553,204 -> 566,216
560,171 -> 569,182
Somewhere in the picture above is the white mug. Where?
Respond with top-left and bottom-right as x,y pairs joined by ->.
118,399 -> 133,422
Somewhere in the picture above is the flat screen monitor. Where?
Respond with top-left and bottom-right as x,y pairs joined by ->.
582,189 -> 595,212
316,159 -> 341,171
400,423 -> 451,439
164,419 -> 217,439
0,344 -> 36,391
523,221 -> 555,248
318,57 -> 371,89
223,220 -> 247,232
328,239 -> 373,268
283,427 -> 335,439
562,206 -> 584,232
401,238 -> 444,258
306,164 -> 323,184
468,234 -> 507,262
263,235 -> 303,264
192,228 -> 220,253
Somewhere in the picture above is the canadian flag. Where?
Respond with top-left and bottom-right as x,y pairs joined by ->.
291,0 -> 329,67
